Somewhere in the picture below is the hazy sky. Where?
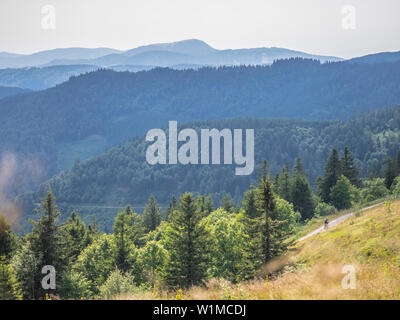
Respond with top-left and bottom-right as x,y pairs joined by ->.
1,0 -> 399,58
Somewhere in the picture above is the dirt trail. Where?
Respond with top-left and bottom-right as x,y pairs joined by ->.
297,202 -> 383,242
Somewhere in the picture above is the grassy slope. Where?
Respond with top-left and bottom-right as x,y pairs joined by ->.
125,200 -> 400,300
293,197 -> 394,240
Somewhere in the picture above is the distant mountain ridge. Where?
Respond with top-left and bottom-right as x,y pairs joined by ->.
0,47 -> 120,68
124,39 -> 216,57
2,40 -> 399,91
0,39 -> 342,69
348,51 -> 400,64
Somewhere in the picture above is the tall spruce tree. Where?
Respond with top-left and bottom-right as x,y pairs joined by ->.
241,189 -> 263,278
63,211 -> 86,263
166,196 -> 177,221
113,209 -> 132,273
320,148 -> 342,203
83,216 -> 100,248
277,164 -> 291,201
113,204 -> 145,272
143,194 -> 162,232
27,191 -> 65,299
290,157 -> 314,220
341,147 -> 359,186
257,160 -> 276,262
163,193 -> 210,288
124,205 -> 146,248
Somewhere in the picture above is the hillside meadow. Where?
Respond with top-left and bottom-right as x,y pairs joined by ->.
115,200 -> 400,300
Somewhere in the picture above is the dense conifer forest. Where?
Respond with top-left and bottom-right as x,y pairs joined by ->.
1,59 -> 400,195
16,106 -> 399,230
2,147 -> 400,299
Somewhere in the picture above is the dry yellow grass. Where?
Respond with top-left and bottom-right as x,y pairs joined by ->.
119,200 -> 400,300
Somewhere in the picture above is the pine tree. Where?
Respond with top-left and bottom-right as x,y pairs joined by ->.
63,211 -> 86,263
253,160 -> 292,263
341,147 -> 359,186
124,205 -> 146,248
320,148 -> 342,203
277,164 -> 291,201
257,160 -> 276,262
30,191 -> 64,267
143,194 -> 162,232
25,191 -> 65,299
241,189 -> 262,278
113,204 -> 145,273
163,193 -> 210,288
290,157 -> 314,220
113,209 -> 132,273
242,189 -> 258,219
273,173 -> 280,191
83,216 -> 100,248
294,156 -> 303,175
166,196 -> 177,221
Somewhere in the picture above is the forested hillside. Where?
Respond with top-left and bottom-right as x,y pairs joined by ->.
2,59 -> 400,196
0,86 -> 31,99
0,65 -> 100,90
349,51 -> 400,64
24,106 -> 400,229
5,151 -> 400,299
0,64 -> 153,90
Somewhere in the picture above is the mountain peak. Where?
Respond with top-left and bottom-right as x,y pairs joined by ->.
124,39 -> 216,57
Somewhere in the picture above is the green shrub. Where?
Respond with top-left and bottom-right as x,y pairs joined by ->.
360,178 -> 389,202
330,176 -> 353,210
58,271 -> 91,300
314,202 -> 337,217
99,269 -> 137,299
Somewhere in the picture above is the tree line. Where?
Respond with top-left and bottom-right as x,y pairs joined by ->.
2,148 -> 400,299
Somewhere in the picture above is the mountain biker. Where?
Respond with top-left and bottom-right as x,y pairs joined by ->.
324,217 -> 329,229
